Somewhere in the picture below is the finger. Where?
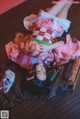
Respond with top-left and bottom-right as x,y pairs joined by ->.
39,49 -> 44,52
39,47 -> 44,49
39,45 -> 46,48
39,44 -> 45,47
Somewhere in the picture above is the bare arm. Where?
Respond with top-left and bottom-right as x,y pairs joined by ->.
39,41 -> 64,52
49,41 -> 64,50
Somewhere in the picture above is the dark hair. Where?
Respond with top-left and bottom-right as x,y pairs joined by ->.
26,58 -> 57,98
32,63 -> 46,87
31,57 -> 55,88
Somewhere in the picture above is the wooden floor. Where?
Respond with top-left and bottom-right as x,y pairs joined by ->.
0,0 -> 80,119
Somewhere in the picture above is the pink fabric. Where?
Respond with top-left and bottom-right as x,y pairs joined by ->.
5,41 -> 33,69
31,17 -> 64,43
38,51 -> 54,63
5,34 -> 80,69
34,19 -> 53,28
16,51 -> 54,69
25,40 -> 40,56
33,18 -> 64,34
53,34 -> 80,65
5,41 -> 54,69
5,41 -> 19,61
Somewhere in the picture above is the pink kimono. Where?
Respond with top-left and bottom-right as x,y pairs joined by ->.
53,34 -> 80,65
5,34 -> 80,69
5,41 -> 54,70
5,10 -> 80,69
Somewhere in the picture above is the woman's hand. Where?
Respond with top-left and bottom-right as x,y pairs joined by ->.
38,41 -> 64,52
38,44 -> 51,52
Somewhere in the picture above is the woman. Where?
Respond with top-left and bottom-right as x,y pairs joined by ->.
5,0 -> 76,70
